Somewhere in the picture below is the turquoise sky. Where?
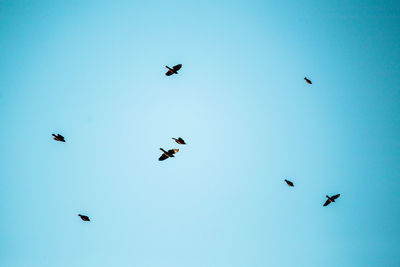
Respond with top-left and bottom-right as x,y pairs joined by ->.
1,1 -> 399,266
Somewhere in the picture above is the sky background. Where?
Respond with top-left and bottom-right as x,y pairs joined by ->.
0,0 -> 399,266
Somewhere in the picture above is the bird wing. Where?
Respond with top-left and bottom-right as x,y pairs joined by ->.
323,199 -> 331,206
159,154 -> 168,161
173,64 -> 182,71
331,194 -> 340,200
178,138 -> 185,144
166,70 -> 174,76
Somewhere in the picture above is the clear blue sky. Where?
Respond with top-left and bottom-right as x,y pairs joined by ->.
1,1 -> 399,266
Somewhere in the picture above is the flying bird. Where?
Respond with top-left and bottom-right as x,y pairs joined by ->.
304,77 -> 312,84
165,64 -> 182,76
323,194 -> 340,206
172,137 -> 186,145
284,179 -> 294,187
78,214 -> 90,221
52,134 -> 65,142
159,148 -> 179,161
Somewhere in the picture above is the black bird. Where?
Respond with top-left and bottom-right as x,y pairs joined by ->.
52,133 -> 65,142
165,64 -> 182,76
304,77 -> 312,84
323,194 -> 340,206
172,137 -> 186,145
284,179 -> 294,187
78,214 -> 90,221
159,148 -> 179,161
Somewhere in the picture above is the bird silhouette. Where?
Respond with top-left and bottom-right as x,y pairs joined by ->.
284,179 -> 294,187
172,137 -> 186,145
52,134 -> 65,142
78,214 -> 90,221
323,194 -> 340,206
159,148 -> 179,161
165,64 -> 182,76
304,77 -> 312,84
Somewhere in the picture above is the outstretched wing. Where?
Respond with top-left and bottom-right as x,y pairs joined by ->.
173,64 -> 182,71
166,70 -> 174,76
159,154 -> 168,161
331,194 -> 340,200
323,199 -> 331,206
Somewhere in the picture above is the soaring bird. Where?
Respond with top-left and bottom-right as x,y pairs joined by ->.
323,194 -> 340,206
172,137 -> 186,145
284,179 -> 294,187
78,214 -> 90,221
165,64 -> 182,76
52,134 -> 65,142
304,77 -> 312,84
159,148 -> 179,161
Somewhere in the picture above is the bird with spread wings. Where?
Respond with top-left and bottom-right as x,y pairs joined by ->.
172,137 -> 186,145
159,148 -> 179,161
323,194 -> 340,206
52,133 -> 65,142
165,64 -> 182,76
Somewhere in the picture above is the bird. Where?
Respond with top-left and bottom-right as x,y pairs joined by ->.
165,64 -> 182,76
284,179 -> 294,187
78,214 -> 90,221
304,77 -> 312,84
172,137 -> 186,145
159,148 -> 179,161
323,194 -> 340,206
52,133 -> 65,142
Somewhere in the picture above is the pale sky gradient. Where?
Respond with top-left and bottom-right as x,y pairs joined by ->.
1,1 -> 399,266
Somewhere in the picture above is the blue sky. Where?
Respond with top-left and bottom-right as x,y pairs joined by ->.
1,1 -> 399,266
